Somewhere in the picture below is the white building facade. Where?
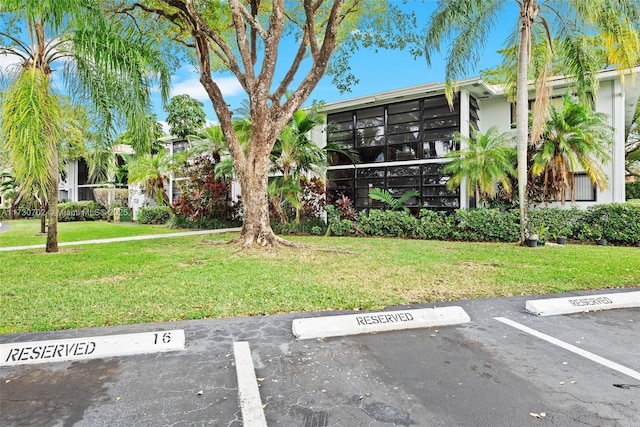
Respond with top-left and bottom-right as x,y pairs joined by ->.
311,68 -> 640,211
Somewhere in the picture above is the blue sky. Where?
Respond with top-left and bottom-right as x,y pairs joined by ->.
155,1 -> 518,131
0,1 -> 516,133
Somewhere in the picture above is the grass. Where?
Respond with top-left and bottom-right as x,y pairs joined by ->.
1,220 -> 638,334
0,219 -> 183,247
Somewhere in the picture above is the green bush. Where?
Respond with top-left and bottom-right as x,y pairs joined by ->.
451,208 -> 520,242
138,206 -> 172,225
57,201 -> 106,222
626,181 -> 640,199
358,210 -> 417,238
411,209 -> 453,240
322,203 -> 637,246
575,203 -> 640,245
330,219 -> 361,236
529,208 -> 582,239
0,208 -> 9,220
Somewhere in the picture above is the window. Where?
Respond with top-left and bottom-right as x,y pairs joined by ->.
326,169 -> 354,201
566,173 -> 596,202
326,95 -> 467,211
387,101 -> 420,161
327,111 -> 354,166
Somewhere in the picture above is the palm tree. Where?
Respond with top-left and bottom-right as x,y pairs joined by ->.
425,0 -> 640,242
269,108 -> 327,223
443,126 -> 516,205
192,125 -> 229,164
0,1 -> 170,252
531,94 -> 613,204
128,151 -> 183,207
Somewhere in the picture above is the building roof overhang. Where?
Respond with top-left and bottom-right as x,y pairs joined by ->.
320,67 -> 640,135
319,77 -> 499,114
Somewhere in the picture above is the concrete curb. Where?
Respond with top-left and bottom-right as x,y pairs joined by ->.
292,306 -> 471,340
526,291 -> 640,316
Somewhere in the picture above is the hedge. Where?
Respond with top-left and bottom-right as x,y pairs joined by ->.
137,206 -> 172,225
57,201 -> 106,222
626,181 -> 640,199
324,203 -> 640,245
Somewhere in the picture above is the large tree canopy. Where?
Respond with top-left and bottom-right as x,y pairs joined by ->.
165,94 -> 206,139
109,0 -> 420,249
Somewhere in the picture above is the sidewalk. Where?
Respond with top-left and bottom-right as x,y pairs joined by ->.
0,227 -> 241,252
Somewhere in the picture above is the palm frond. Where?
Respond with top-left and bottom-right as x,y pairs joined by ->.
1,67 -> 62,201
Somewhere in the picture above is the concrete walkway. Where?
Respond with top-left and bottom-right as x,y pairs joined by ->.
0,227 -> 241,252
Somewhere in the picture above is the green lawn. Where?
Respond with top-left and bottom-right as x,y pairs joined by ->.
1,221 -> 638,334
0,219 -> 182,247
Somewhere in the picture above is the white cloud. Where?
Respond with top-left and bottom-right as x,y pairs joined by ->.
0,53 -> 23,74
170,67 -> 243,101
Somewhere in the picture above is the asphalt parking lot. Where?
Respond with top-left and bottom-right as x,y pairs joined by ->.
1,287 -> 639,427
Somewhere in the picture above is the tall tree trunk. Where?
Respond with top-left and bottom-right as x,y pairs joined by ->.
46,147 -> 59,253
235,135 -> 293,249
516,1 -> 538,243
40,201 -> 46,234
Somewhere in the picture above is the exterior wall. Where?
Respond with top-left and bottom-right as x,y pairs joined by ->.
477,97 -> 513,134
128,183 -> 154,221
318,71 -> 635,211
59,159 -> 99,202
538,79 -> 623,208
323,94 -> 479,212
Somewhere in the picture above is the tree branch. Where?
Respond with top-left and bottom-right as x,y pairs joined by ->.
229,0 -> 256,85
255,0 -> 285,103
276,0 -> 345,136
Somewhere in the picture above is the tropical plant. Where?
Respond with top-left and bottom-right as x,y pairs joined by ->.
0,172 -> 17,215
269,108 -> 327,223
443,126 -> 516,205
192,125 -> 229,164
128,151 -> 183,207
531,94 -> 613,204
425,0 -> 640,242
368,187 -> 419,213
0,0 -> 170,252
172,154 -> 237,226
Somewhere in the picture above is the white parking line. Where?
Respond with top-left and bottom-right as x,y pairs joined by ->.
233,341 -> 268,427
495,317 -> 640,381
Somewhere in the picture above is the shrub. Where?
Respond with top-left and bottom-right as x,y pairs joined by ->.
300,176 -> 326,220
57,201 -> 106,222
575,203 -> 640,245
329,218 -> 361,236
411,209 -> 453,240
138,206 -> 172,225
626,181 -> 640,199
529,208 -> 582,239
358,209 -> 417,238
93,188 -> 129,220
173,155 -> 239,224
272,218 -> 326,235
451,208 -> 519,242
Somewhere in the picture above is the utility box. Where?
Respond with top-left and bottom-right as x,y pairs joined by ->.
119,208 -> 132,222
